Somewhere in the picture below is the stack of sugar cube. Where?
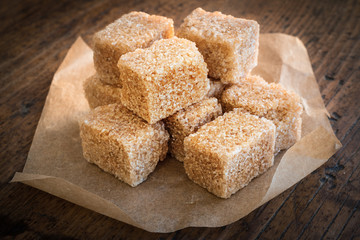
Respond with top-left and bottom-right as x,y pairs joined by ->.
80,8 -> 303,198
84,11 -> 175,108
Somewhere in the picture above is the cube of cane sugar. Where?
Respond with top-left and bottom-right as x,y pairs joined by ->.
206,78 -> 226,99
93,11 -> 174,86
164,98 -> 222,162
221,75 -> 303,153
184,110 -> 276,199
83,74 -> 122,109
118,37 -> 210,124
79,104 -> 169,187
177,8 -> 259,84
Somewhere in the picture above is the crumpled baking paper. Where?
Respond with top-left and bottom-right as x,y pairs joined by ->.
12,33 -> 341,232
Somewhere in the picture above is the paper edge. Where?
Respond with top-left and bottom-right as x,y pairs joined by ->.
11,172 -> 147,231
22,37 -> 93,173
11,125 -> 341,233
260,126 -> 341,204
57,37 -> 93,73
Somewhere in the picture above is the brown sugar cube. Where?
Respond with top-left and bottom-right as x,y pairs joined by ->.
206,78 -> 226,99
83,74 -> 122,109
79,104 -> 169,187
118,37 -> 210,124
184,110 -> 276,199
164,98 -> 222,162
177,8 -> 259,84
221,75 -> 303,153
93,11 -> 174,86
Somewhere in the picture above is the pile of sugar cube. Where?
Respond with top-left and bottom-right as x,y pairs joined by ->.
80,8 -> 303,199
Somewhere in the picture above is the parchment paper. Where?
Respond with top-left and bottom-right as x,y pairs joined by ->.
12,34 -> 341,232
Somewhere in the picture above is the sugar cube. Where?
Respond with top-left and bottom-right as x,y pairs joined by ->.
184,110 -> 276,198
83,74 -> 122,109
221,75 -> 303,152
79,104 -> 169,187
118,37 -> 210,124
177,8 -> 259,84
164,98 -> 222,162
93,11 -> 174,86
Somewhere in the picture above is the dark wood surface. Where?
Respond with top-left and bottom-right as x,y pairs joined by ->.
1,0 -> 359,239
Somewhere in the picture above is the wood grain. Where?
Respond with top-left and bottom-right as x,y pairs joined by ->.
1,0 -> 359,239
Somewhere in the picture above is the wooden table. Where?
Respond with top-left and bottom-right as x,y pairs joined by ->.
1,0 -> 359,239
